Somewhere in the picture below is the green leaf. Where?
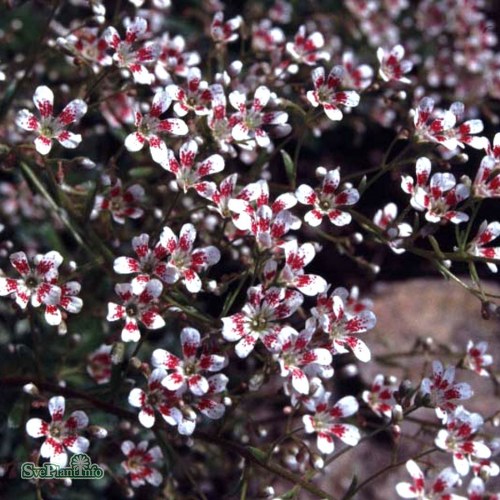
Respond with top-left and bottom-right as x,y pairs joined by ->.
281,150 -> 295,188
247,446 -> 267,462
128,167 -> 156,178
341,474 -> 358,500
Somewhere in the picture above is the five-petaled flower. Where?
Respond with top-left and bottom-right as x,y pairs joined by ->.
401,157 -> 470,224
166,67 -> 212,117
286,25 -> 329,66
121,440 -> 163,488
107,280 -> 165,342
128,368 -> 181,428
210,11 -> 242,44
124,90 -> 188,164
229,86 -> 290,148
263,240 -> 327,296
162,139 -> 224,192
92,178 -> 145,224
434,406 -> 491,476
113,233 -> 170,294
377,45 -> 413,84
274,319 -> 332,394
307,66 -> 360,121
16,86 -> 87,155
222,285 -> 303,358
104,17 -> 160,84
0,250 -> 62,312
362,374 -> 399,420
302,392 -> 360,455
152,327 -> 226,396
463,340 -> 493,377
373,202 -> 412,254
466,220 -> 500,272
312,288 -> 376,362
420,360 -> 473,422
26,396 -> 89,467
296,168 -> 360,227
413,97 -> 486,151
396,460 -> 463,499
159,223 -> 221,293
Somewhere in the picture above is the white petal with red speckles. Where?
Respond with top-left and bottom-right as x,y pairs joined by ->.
453,453 -> 470,476
330,423 -> 360,446
56,130 -> 82,149
179,223 -> 196,252
33,86 -> 54,119
181,327 -> 200,352
303,208 -> 323,226
327,209 -> 351,226
253,86 -> 270,109
121,320 -> 141,342
221,314 -> 245,341
198,154 -> 225,177
57,99 -> 87,127
295,184 -> 317,205
317,431 -> 335,454
35,135 -> 53,155
128,388 -> 145,409
232,122 -> 250,142
235,333 -> 258,358
188,374 -> 209,395
149,135 -> 169,164
207,373 -> 228,393
151,348 -> 181,369
16,109 -> 40,131
129,64 -> 154,85
125,131 -> 146,152
67,410 -> 88,430
66,435 -> 89,454
291,368 -> 309,394
255,128 -> 271,148
140,310 -> 165,330
151,90 -> 172,117
26,418 -> 48,438
183,269 -> 202,293
107,302 -> 125,321
323,104 -> 343,121
295,274 -> 327,296
199,399 -> 226,419
138,408 -> 156,428
160,118 -> 188,136
103,26 -> 121,49
162,372 -> 185,391
346,336 -> 371,362
332,395 -> 358,418
114,256 -> 140,274
0,277 -> 18,296
42,442 -> 68,467
45,305 -> 62,325
229,90 -> 246,111
49,396 -> 65,420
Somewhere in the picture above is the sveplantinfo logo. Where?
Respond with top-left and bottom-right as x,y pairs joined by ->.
21,453 -> 104,480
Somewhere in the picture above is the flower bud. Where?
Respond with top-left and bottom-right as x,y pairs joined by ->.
23,383 -> 39,396
311,454 -> 324,470
88,425 -> 108,438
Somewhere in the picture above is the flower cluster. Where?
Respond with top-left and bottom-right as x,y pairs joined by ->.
3,1 -> 500,498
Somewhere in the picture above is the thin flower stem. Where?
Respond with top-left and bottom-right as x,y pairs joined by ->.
341,447 -> 439,500
152,190 -> 182,243
19,160 -> 115,265
4,375 -> 334,499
